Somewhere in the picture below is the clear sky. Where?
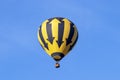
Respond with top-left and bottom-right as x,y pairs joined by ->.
0,0 -> 120,80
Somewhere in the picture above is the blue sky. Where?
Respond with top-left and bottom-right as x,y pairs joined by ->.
0,0 -> 120,80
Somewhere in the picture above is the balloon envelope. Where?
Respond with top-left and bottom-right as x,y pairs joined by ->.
38,17 -> 78,61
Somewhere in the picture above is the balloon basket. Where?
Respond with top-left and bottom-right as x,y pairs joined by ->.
55,62 -> 60,68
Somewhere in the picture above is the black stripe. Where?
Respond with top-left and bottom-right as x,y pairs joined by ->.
56,21 -> 64,47
46,22 -> 54,44
68,32 -> 78,51
66,23 -> 74,46
55,17 -> 64,21
39,27 -> 49,50
48,17 -> 64,23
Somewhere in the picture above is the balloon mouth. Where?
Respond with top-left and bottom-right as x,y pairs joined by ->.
51,52 -> 64,61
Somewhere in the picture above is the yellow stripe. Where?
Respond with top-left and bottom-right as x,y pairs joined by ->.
62,19 -> 71,40
50,18 -> 61,41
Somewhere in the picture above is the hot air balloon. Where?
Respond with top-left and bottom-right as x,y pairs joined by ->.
38,17 -> 78,68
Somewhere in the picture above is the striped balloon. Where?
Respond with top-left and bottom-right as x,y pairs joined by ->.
38,17 -> 78,65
